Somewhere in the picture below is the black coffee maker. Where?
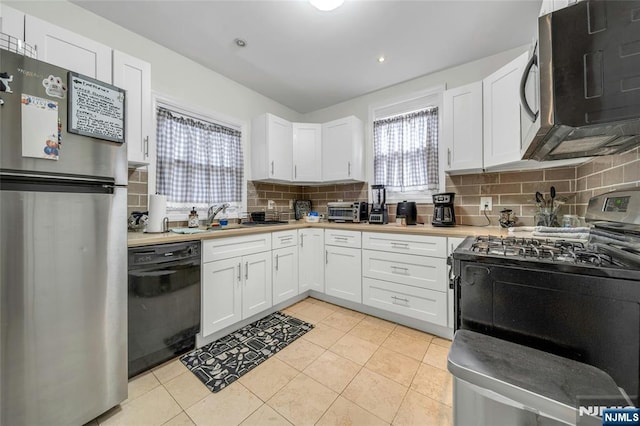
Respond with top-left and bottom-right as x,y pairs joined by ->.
432,192 -> 456,226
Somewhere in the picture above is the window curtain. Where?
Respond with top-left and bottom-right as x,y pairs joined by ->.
156,107 -> 243,207
373,108 -> 439,191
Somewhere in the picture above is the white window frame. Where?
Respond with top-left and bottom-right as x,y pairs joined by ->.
367,85 -> 445,204
148,92 -> 249,222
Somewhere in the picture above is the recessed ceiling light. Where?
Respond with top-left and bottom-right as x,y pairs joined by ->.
378,56 -> 385,63
234,38 -> 247,47
309,0 -> 344,12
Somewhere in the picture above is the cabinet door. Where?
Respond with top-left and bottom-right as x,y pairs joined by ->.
243,251 -> 272,319
292,123 -> 322,182
443,81 -> 483,172
113,51 -> 151,166
325,245 -> 361,303
25,15 -> 112,83
321,116 -> 364,181
0,4 -> 24,43
299,229 -> 324,293
202,258 -> 242,336
267,114 -> 293,181
482,52 -> 527,168
273,246 -> 298,305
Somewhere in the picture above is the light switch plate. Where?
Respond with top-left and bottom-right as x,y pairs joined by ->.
268,200 -> 275,210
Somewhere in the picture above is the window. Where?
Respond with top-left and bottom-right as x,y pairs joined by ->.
155,105 -> 244,214
370,87 -> 443,203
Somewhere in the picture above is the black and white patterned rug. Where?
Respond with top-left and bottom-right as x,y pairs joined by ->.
180,311 -> 313,392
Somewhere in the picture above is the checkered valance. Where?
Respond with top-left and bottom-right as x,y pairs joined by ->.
373,107 -> 439,191
156,107 -> 244,205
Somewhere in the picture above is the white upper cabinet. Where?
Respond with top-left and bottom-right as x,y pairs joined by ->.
251,113 -> 293,182
443,81 -> 483,172
482,51 -> 528,169
113,50 -> 151,166
321,116 -> 364,182
0,4 -> 24,43
25,15 -> 112,83
292,123 -> 322,182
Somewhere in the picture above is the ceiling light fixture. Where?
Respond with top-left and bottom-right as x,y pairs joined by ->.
234,38 -> 247,47
378,56 -> 385,63
309,0 -> 344,12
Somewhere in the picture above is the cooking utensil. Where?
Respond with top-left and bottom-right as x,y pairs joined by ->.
535,191 -> 545,207
550,186 -> 556,210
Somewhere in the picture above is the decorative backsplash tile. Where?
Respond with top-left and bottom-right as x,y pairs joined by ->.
128,147 -> 640,227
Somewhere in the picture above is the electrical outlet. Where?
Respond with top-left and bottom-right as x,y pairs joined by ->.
289,199 -> 294,209
481,197 -> 493,211
268,200 -> 275,210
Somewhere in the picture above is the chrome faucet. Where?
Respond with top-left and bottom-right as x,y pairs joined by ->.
207,203 -> 230,224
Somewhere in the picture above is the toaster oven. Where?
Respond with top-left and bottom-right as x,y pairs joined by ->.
327,202 -> 368,222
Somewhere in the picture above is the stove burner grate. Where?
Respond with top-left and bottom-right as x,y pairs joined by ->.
469,236 -> 615,266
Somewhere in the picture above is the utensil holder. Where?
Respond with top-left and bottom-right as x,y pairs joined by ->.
534,208 -> 560,227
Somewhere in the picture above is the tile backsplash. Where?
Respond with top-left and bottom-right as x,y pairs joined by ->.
128,147 -> 640,227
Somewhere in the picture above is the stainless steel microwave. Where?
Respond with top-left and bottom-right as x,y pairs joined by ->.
521,0 -> 640,161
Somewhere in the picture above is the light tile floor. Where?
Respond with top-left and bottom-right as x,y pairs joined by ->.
93,297 -> 453,426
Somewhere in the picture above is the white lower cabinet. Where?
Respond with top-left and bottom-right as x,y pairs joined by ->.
299,228 -> 325,293
362,232 -> 449,327
325,242 -> 362,303
362,249 -> 447,292
202,236 -> 272,337
362,278 -> 448,326
202,258 -> 242,335
272,230 -> 299,304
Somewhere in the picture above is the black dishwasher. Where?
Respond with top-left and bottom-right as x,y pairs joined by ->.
128,241 -> 201,378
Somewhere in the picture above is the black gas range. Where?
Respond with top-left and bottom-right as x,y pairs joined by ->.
451,188 -> 640,405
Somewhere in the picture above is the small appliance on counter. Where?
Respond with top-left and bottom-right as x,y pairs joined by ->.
369,185 -> 389,224
294,200 -> 312,220
432,192 -> 456,226
396,201 -> 417,225
326,201 -> 368,222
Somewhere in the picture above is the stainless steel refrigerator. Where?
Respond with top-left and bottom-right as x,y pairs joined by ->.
0,49 -> 128,425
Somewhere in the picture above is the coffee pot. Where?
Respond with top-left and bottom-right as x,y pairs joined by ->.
432,192 -> 456,227
499,209 -> 516,228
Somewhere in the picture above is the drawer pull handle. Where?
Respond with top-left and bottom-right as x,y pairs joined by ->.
245,262 -> 249,281
391,266 -> 409,275
392,296 -> 410,304
279,237 -> 293,243
391,242 -> 409,248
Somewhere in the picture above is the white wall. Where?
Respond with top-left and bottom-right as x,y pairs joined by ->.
302,44 -> 530,184
6,1 -> 303,124
302,44 -> 528,124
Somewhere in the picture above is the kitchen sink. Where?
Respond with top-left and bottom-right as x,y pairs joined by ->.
239,221 -> 289,227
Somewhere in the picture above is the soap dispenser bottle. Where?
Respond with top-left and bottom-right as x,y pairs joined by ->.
188,207 -> 199,228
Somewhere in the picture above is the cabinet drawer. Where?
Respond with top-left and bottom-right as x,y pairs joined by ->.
362,250 -> 447,292
362,232 -> 447,258
272,230 -> 297,249
363,277 -> 447,327
325,229 -> 361,248
203,234 -> 271,263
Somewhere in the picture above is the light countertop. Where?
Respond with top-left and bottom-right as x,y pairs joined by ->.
128,221 -> 511,247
